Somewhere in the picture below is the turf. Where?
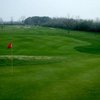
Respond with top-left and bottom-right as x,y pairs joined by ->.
0,26 -> 100,100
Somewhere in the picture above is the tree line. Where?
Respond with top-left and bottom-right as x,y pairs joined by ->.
0,16 -> 100,32
24,16 -> 100,32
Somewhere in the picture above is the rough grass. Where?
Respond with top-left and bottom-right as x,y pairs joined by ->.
0,26 -> 100,100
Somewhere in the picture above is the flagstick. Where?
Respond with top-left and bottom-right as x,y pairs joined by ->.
8,34 -> 14,74
11,31 -> 14,74
11,43 -> 13,74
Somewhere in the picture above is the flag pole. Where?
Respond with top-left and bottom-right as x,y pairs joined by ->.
8,42 -> 13,74
8,29 -> 13,74
12,31 -> 14,74
11,42 -> 13,74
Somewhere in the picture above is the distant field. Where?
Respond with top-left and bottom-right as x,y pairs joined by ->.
0,26 -> 100,100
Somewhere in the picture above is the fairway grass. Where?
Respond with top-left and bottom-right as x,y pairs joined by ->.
0,26 -> 100,100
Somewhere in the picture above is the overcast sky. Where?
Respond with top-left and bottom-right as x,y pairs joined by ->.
0,0 -> 100,21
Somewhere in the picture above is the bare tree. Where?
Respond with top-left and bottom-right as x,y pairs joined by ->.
66,14 -> 71,34
19,16 -> 26,25
0,17 -> 4,29
0,17 -> 3,24
10,17 -> 13,25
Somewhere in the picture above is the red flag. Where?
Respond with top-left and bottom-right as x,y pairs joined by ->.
8,43 -> 12,49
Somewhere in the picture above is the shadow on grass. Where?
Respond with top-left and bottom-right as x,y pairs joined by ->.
75,44 -> 100,55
